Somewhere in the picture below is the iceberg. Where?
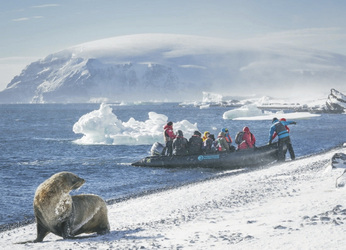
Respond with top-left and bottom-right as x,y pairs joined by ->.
73,103 -> 199,145
223,103 -> 321,120
223,104 -> 264,120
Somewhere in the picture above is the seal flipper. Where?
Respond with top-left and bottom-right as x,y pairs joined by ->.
34,219 -> 50,242
61,220 -> 75,239
97,227 -> 110,235
33,207 -> 51,242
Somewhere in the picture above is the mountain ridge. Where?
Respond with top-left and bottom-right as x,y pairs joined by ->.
1,33 -> 346,103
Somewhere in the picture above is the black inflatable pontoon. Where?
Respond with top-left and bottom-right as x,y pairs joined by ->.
132,142 -> 279,169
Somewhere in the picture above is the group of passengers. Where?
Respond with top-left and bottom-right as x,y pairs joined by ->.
162,121 -> 256,156
163,117 -> 297,161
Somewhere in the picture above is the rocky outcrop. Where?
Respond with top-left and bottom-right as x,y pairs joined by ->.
326,88 -> 346,112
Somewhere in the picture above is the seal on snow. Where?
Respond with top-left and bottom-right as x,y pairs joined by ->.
33,171 -> 110,242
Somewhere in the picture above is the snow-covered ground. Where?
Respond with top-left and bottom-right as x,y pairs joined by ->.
1,145 -> 345,249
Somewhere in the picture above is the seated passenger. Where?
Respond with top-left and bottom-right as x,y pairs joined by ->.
222,128 -> 236,152
173,130 -> 189,156
222,128 -> 233,145
202,131 -> 210,142
203,133 -> 217,154
188,130 -> 203,155
237,126 -> 256,150
216,132 -> 230,152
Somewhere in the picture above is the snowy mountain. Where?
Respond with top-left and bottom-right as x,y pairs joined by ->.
326,88 -> 346,111
1,34 -> 346,103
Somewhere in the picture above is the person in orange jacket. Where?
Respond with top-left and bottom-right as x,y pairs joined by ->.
222,128 -> 233,145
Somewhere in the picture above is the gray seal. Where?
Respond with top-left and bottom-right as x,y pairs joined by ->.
33,172 -> 110,242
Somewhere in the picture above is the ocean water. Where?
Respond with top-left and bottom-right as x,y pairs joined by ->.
0,103 -> 345,229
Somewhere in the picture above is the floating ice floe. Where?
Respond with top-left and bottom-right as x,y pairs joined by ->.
73,103 -> 199,145
223,104 -> 320,120
222,104 -> 263,120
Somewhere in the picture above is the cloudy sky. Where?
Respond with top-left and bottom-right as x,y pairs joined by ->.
1,0 -> 346,90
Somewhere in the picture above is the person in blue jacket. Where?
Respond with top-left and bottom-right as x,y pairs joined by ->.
269,117 -> 296,161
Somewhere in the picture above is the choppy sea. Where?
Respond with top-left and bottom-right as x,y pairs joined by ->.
0,103 -> 345,229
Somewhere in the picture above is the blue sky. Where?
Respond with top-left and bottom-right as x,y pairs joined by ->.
1,0 -> 346,90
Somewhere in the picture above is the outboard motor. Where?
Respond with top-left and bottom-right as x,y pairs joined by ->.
150,142 -> 165,156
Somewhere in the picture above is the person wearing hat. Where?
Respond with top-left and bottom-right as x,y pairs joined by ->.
202,131 -> 210,142
222,128 -> 233,145
163,121 -> 176,156
269,117 -> 297,161
271,118 -> 290,141
188,130 -> 203,155
222,128 -> 236,151
203,133 -> 217,154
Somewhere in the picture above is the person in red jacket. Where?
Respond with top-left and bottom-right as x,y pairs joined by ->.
238,126 -> 256,150
163,121 -> 176,156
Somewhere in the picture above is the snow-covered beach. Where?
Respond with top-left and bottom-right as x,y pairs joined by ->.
1,144 -> 345,249
2,2 -> 346,249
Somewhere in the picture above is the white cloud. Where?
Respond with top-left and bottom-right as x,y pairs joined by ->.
31,4 -> 60,8
179,65 -> 207,69
12,16 -> 43,22
247,27 -> 346,55
12,17 -> 30,22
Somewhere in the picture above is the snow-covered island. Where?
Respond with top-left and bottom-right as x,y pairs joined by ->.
257,89 -> 346,114
0,34 -> 346,104
181,89 -> 346,114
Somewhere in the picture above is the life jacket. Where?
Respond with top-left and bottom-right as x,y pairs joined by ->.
274,122 -> 289,139
221,129 -> 232,144
225,134 -> 232,144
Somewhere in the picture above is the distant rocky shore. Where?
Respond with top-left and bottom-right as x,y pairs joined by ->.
182,89 -> 346,114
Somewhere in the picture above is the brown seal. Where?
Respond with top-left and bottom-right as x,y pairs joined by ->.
33,172 -> 110,242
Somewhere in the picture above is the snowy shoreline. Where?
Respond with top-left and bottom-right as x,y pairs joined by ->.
1,145 -> 346,249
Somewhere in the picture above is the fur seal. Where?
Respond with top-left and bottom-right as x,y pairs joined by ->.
33,172 -> 110,242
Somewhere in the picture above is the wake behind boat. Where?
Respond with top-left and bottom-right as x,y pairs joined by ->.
132,142 -> 280,169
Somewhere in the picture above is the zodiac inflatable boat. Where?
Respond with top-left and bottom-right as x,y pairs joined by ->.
132,142 -> 280,169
